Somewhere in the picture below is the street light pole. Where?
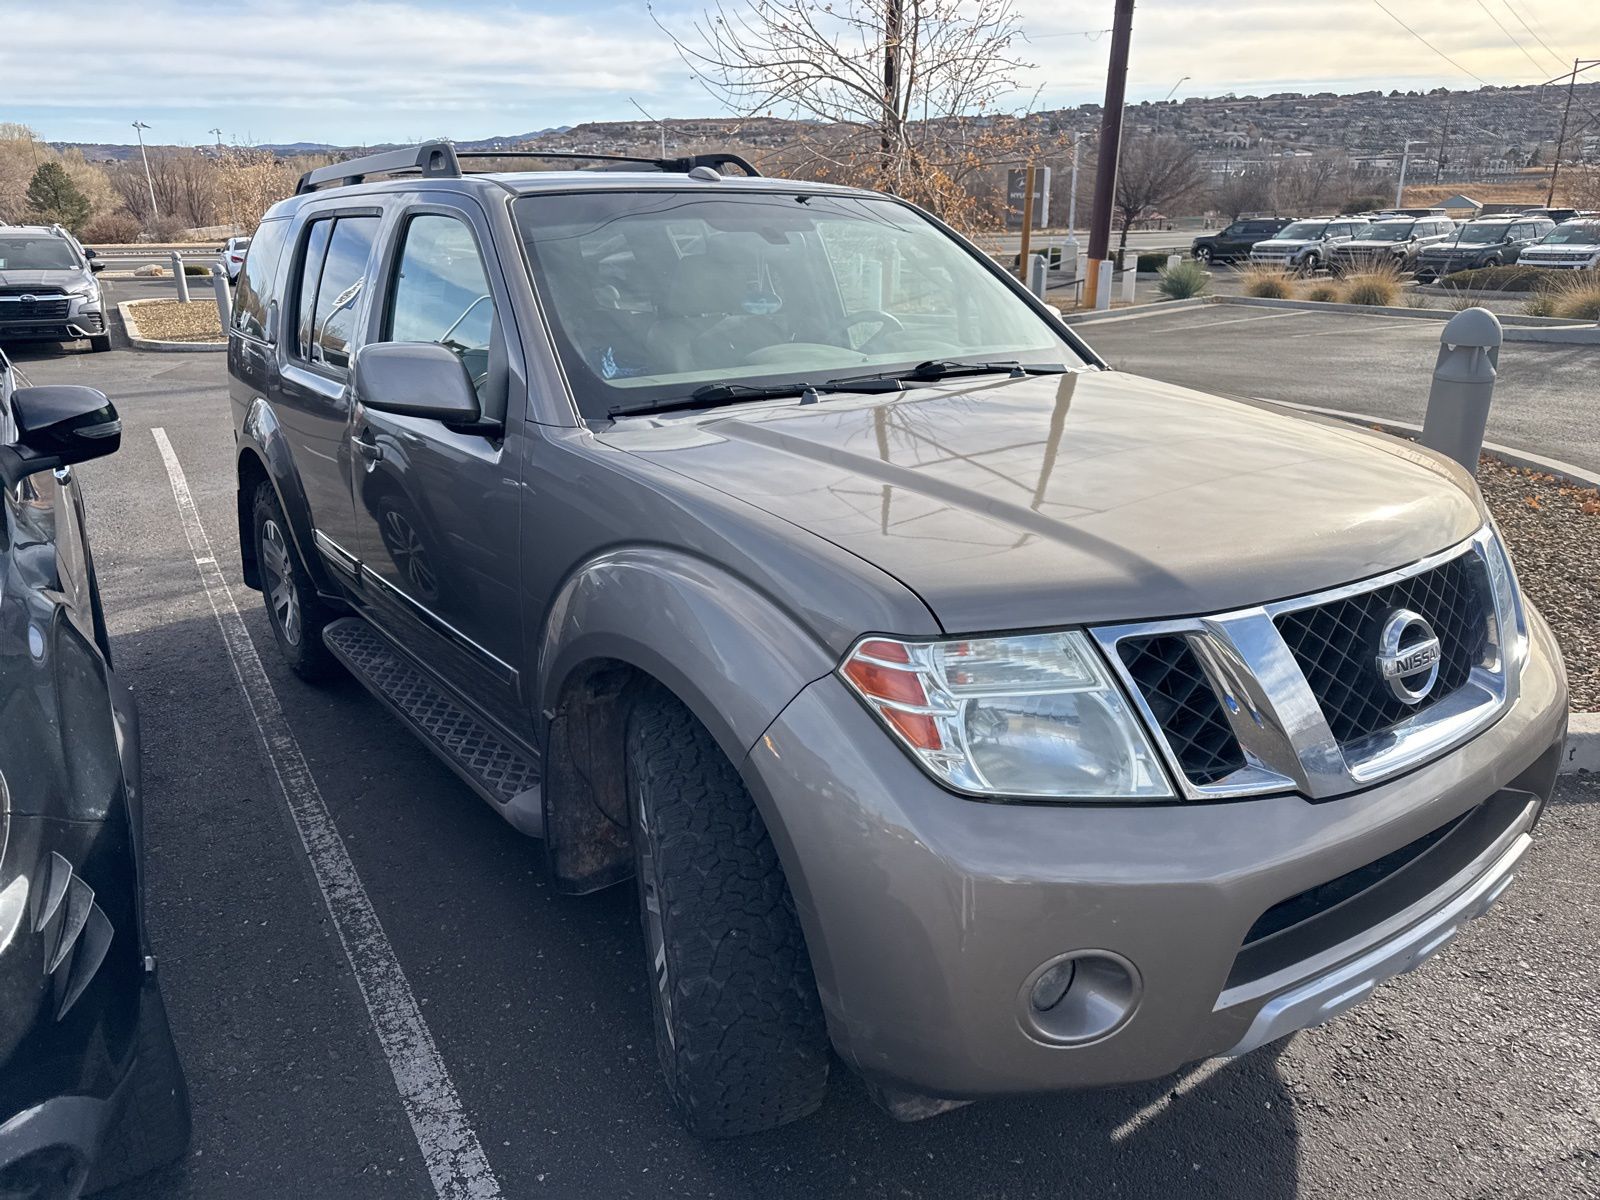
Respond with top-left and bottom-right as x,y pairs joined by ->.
1068,132 -> 1084,235
1395,139 -> 1425,208
132,120 -> 159,219
1154,75 -> 1190,134
628,98 -> 667,158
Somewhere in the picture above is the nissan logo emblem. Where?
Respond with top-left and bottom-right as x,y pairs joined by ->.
1375,609 -> 1442,704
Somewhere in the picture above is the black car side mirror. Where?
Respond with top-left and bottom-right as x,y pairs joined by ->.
354,342 -> 485,426
0,386 -> 122,488
83,248 -> 97,259
90,261 -> 105,273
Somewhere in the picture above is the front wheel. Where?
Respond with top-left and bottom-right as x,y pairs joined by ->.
1298,254 -> 1321,276
626,688 -> 830,1137
1193,246 -> 1212,265
89,333 -> 112,353
252,483 -> 340,682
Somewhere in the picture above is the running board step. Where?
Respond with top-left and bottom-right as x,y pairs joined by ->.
322,618 -> 543,837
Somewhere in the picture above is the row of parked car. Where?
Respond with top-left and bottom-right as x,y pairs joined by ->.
1191,208 -> 1600,283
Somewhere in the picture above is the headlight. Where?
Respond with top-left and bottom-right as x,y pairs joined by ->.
1482,521 -> 1528,675
839,632 -> 1173,799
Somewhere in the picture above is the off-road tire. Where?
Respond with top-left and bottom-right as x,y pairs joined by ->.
84,982 -> 192,1194
89,334 -> 112,353
252,482 -> 340,682
625,688 -> 829,1137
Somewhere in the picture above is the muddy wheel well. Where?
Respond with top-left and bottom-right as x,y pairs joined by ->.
542,658 -> 653,894
236,451 -> 270,591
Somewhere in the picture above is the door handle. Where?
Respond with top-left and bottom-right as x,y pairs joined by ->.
353,433 -> 384,464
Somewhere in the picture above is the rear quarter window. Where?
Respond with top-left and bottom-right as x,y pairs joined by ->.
231,218 -> 290,342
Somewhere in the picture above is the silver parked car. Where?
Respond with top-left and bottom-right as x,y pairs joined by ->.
1249,216 -> 1371,274
0,224 -> 110,352
1518,220 -> 1600,270
218,235 -> 252,282
1328,216 -> 1458,274
228,142 -> 1567,1135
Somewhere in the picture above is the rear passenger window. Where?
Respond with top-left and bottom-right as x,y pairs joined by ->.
383,214 -> 496,392
231,218 -> 289,341
294,215 -> 380,371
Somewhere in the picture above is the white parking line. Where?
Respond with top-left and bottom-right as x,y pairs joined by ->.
151,428 -> 503,1200
1109,1057 -> 1232,1142
1286,320 -> 1433,338
1143,310 -> 1313,333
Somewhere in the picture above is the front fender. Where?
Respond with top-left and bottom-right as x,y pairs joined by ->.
238,398 -> 333,595
538,547 -> 837,766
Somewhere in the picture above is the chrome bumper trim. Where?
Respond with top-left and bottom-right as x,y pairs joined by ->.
1219,829 -> 1531,1059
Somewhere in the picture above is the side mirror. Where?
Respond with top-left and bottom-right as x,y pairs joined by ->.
0,386 -> 122,488
354,342 -> 483,425
83,248 -> 97,259
90,261 -> 105,273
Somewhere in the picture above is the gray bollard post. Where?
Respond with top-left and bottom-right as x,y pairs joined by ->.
1421,307 -> 1501,474
1028,253 -> 1048,299
1166,253 -> 1182,271
1095,260 -> 1114,311
170,251 -> 190,303
210,264 -> 232,330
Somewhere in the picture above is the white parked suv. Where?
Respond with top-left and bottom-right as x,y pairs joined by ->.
1249,217 -> 1371,275
219,235 -> 252,282
1518,221 -> 1600,270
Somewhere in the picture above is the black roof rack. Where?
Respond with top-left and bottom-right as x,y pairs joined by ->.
296,140 -> 760,194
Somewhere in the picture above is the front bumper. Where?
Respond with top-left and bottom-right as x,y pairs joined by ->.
743,608 -> 1566,1100
0,296 -> 105,343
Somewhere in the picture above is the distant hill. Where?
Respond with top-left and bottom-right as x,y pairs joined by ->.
44,82 -> 1599,179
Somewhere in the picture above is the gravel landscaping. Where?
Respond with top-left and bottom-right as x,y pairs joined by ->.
129,299 -> 225,343
1477,455 -> 1600,711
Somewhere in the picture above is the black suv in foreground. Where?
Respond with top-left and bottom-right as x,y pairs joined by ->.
0,351 -> 190,1195
1191,216 -> 1297,263
230,142 -> 1563,1137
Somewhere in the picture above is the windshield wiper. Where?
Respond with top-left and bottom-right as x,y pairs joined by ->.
828,359 -> 1070,388
608,377 -> 903,419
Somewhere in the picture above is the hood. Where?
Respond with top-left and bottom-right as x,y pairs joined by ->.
605,371 -> 1484,634
0,268 -> 85,290
1339,238 -> 1405,250
1254,238 -> 1317,250
1423,239 -> 1506,255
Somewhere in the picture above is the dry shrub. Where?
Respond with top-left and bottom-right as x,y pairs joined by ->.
1303,281 -> 1341,303
1238,264 -> 1296,299
79,211 -> 142,244
1543,270 -> 1600,321
1342,260 -> 1404,306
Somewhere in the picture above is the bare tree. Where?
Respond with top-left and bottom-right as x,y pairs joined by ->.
656,0 -> 1034,226
1275,153 -> 1344,213
1113,135 -> 1205,260
1210,166 -> 1272,219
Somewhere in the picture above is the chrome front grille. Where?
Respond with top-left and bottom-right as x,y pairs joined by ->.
1094,530 -> 1516,801
0,294 -> 71,321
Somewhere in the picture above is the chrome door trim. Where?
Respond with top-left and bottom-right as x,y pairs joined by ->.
313,529 -> 360,577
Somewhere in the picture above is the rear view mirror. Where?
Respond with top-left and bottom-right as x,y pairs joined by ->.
354,342 -> 483,425
0,385 -> 122,488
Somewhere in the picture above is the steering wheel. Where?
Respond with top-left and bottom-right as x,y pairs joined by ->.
842,309 -> 905,350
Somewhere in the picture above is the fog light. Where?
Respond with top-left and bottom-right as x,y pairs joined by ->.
1018,950 -> 1140,1046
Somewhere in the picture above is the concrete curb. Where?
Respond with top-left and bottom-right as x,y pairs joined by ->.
117,299 -> 226,354
1261,399 -> 1598,775
1210,295 -> 1600,344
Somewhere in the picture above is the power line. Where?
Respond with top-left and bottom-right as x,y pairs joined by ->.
1371,1 -> 1493,87
1473,0 -> 1549,79
1499,0 -> 1566,72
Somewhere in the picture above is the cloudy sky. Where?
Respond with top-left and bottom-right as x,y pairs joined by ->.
4,0 -> 1594,146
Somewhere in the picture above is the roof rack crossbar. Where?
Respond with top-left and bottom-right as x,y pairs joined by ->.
296,140 -> 462,194
455,149 -> 761,177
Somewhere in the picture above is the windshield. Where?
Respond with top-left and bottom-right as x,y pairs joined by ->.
1453,224 -> 1511,245
1358,223 -> 1414,242
1274,222 -> 1327,240
515,190 -> 1081,420
0,237 -> 79,270
1540,224 -> 1600,245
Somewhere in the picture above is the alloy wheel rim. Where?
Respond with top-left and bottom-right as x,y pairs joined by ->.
261,519 -> 301,645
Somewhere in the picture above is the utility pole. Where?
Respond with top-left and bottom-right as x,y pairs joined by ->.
1085,0 -> 1135,308
882,0 -> 903,185
1395,139 -> 1425,208
1435,95 -> 1451,184
1546,58 -> 1599,206
131,120 -> 159,219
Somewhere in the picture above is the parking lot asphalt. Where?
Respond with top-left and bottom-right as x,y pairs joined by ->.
4,331 -> 1598,1200
1078,304 -> 1600,475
